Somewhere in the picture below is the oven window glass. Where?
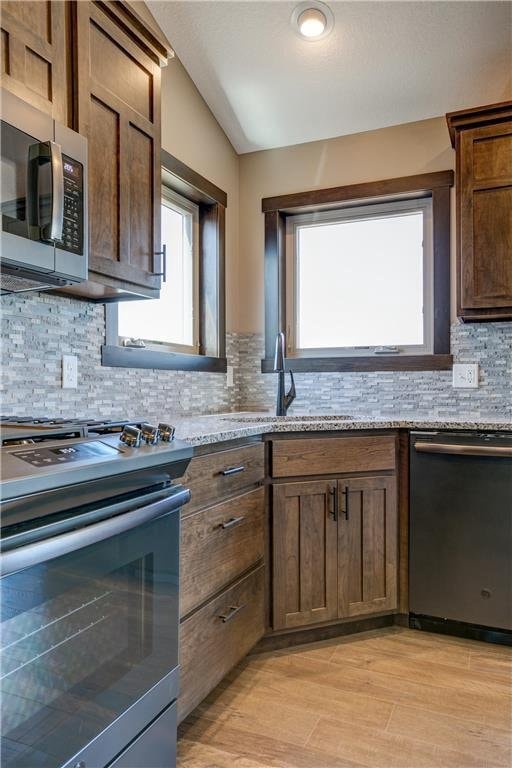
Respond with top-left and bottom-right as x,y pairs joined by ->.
0,122 -> 51,242
1,512 -> 179,768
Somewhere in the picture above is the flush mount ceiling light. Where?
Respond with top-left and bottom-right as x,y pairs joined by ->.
291,1 -> 334,41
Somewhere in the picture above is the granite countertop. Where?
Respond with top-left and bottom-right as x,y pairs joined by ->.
171,412 -> 512,447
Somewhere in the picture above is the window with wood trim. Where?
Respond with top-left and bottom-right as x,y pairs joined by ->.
286,198 -> 433,357
103,150 -> 227,373
262,171 -> 454,373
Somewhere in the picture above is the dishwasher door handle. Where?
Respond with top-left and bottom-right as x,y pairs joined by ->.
414,442 -> 512,458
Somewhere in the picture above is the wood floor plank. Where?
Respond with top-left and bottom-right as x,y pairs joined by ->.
307,715 -> 501,768
179,716 -> 363,768
245,647 -> 511,730
386,705 -> 512,765
178,628 -> 512,767
198,663 -> 394,731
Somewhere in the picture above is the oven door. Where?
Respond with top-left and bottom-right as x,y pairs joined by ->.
0,485 -> 188,768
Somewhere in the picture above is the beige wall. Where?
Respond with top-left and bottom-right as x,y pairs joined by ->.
160,57 -> 240,331
238,117 -> 455,334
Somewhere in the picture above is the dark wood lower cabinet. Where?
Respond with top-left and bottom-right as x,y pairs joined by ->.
179,565 -> 265,723
272,480 -> 338,630
338,476 -> 397,617
272,475 -> 398,631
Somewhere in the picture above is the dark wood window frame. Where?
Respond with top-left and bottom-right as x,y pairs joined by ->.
262,170 -> 454,373
102,148 -> 227,373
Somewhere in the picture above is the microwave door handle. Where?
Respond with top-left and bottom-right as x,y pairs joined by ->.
48,140 -> 64,242
0,486 -> 190,577
27,141 -> 64,243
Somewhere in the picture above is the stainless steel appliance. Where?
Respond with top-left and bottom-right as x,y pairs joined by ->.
0,419 -> 192,767
409,431 -> 512,645
1,89 -> 88,294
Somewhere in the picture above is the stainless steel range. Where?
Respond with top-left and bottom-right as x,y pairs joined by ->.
0,418 -> 192,768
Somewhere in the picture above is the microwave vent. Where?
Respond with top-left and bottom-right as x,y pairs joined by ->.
0,273 -> 56,294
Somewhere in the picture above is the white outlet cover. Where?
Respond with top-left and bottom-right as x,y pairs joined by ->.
226,365 -> 234,387
452,363 -> 479,389
62,354 -> 78,389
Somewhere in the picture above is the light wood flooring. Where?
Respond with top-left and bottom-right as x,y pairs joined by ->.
178,627 -> 512,768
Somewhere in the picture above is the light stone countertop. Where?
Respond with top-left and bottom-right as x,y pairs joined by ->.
171,412 -> 512,447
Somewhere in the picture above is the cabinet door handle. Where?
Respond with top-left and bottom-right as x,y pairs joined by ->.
218,604 -> 245,623
329,485 -> 338,521
219,516 -> 245,530
153,243 -> 167,281
340,487 -> 349,520
220,465 -> 245,476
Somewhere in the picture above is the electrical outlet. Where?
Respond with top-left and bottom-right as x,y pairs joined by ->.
452,363 -> 479,389
62,355 -> 78,389
226,365 -> 234,387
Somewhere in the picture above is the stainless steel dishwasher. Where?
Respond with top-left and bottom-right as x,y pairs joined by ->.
409,431 -> 512,645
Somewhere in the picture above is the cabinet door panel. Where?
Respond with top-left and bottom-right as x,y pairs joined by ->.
460,122 -> 512,311
338,476 -> 397,617
89,96 -> 120,261
75,1 -> 161,294
273,480 -> 338,630
0,0 -> 68,122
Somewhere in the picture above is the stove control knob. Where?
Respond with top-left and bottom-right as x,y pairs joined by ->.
141,423 -> 160,445
119,425 -> 142,448
158,423 -> 175,442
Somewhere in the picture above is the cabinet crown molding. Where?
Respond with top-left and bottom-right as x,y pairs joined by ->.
446,100 -> 512,147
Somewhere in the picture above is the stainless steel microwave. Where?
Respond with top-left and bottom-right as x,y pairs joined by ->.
0,89 -> 88,294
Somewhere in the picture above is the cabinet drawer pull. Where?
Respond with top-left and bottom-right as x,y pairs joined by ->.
219,515 -> 245,530
218,604 -> 246,623
220,465 -> 245,476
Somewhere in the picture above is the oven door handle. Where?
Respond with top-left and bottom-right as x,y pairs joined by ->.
0,486 -> 190,577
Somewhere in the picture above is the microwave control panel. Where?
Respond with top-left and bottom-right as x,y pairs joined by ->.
57,155 -> 84,256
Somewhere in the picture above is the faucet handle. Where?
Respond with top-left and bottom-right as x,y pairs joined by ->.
285,370 -> 296,410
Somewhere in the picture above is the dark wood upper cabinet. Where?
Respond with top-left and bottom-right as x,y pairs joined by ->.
338,476 -> 397,618
0,0 -> 69,124
65,0 -> 167,300
447,102 -> 512,321
272,480 -> 338,630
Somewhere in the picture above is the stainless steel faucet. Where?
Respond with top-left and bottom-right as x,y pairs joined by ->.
274,332 -> 296,416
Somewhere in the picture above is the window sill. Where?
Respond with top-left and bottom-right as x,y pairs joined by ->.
102,345 -> 227,373
260,354 -> 453,373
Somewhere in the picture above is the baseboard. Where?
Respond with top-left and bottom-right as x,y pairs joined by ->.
252,613 -> 395,653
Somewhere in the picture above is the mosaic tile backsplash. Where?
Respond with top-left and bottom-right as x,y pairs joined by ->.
1,292 -> 511,420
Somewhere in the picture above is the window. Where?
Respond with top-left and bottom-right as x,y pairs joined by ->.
262,171 -> 453,372
286,199 -> 433,357
103,149 -> 227,373
118,188 -> 200,354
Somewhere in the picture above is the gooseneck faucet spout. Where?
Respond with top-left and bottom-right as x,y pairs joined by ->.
274,332 -> 296,416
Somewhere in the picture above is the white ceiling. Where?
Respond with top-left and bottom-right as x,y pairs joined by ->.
149,1 -> 512,154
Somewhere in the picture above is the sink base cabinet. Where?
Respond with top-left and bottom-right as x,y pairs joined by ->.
272,476 -> 398,631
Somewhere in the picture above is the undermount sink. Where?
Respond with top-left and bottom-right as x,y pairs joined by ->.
223,414 -> 353,423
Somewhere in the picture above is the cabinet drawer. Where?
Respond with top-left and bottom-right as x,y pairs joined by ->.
271,436 -> 396,477
180,487 -> 265,618
181,443 -> 264,515
179,565 -> 265,722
